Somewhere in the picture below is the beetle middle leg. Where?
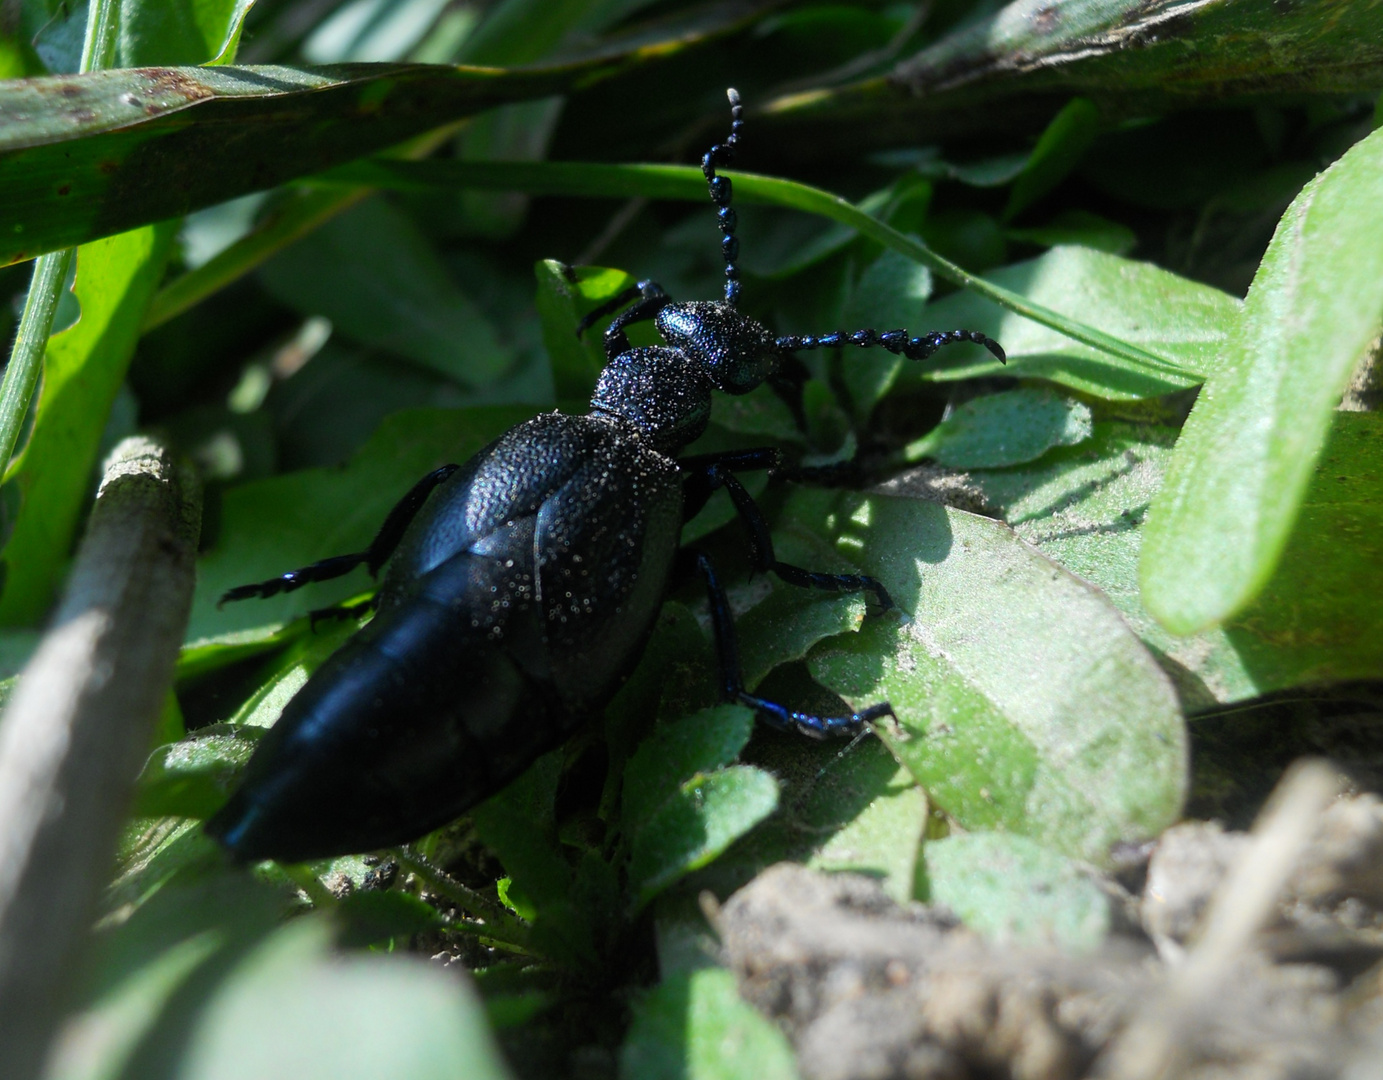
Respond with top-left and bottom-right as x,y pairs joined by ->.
219,463 -> 461,606
681,451 -> 893,612
693,552 -> 894,739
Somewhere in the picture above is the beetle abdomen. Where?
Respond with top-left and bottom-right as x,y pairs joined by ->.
206,549 -> 572,863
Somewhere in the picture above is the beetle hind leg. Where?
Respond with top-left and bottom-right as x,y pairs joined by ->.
694,552 -> 894,739
308,594 -> 380,630
218,463 -> 460,607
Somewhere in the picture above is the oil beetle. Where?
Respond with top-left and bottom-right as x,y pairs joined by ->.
206,89 -> 1005,863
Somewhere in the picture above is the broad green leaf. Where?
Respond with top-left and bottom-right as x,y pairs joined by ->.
905,387 -> 1092,468
706,385 -> 802,445
1005,210 -> 1136,256
258,197 -> 510,386
189,405 -> 534,640
0,223 -> 176,625
135,724 -> 263,819
320,159 -> 1189,379
630,766 -> 779,909
534,260 -> 636,401
1141,127 -> 1383,632
921,833 -> 1110,952
472,751 -> 598,968
0,59 -> 626,266
796,491 -> 1185,866
905,245 -> 1239,399
175,917 -> 512,1080
620,967 -> 799,1080
763,0 -> 1383,147
49,856 -> 290,1080
121,0 -> 257,66
718,723 -> 928,905
622,705 -> 754,828
973,416 -> 1383,706
336,890 -> 446,948
603,603 -> 716,796
735,585 -> 866,695
839,246 -> 933,419
1004,98 -> 1101,221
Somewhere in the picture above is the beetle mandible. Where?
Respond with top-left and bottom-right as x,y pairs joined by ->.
206,88 -> 1006,863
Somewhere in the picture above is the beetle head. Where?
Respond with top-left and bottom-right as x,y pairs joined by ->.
655,301 -> 779,395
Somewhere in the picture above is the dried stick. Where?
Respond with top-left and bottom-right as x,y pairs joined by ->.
0,437 -> 201,1080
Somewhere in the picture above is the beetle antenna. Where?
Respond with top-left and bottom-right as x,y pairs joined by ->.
703,88 -> 744,307
775,327 -> 1007,365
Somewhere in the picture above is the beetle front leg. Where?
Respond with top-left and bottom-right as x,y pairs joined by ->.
694,552 -> 894,739
219,463 -> 460,606
575,279 -> 671,359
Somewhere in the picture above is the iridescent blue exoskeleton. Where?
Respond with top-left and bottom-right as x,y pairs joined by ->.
207,89 -> 1005,862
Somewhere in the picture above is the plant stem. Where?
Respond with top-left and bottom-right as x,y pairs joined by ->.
0,251 -> 72,473
0,0 -> 121,474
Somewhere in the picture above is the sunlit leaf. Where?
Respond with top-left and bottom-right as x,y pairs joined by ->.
630,765 -> 779,908
1142,127 -> 1383,632
621,967 -> 799,1080
797,491 -> 1185,866
921,832 -> 1110,952
0,223 -> 176,625
905,386 -> 1093,468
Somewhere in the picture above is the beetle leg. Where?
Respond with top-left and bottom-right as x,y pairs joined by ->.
600,282 -> 671,360
680,446 -> 780,522
219,463 -> 460,606
686,459 -> 894,613
695,552 -> 894,738
574,280 -> 671,360
308,595 -> 380,631
363,463 -> 462,575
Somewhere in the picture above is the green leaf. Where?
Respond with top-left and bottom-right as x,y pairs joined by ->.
1004,210 -> 1136,256
135,724 -> 263,819
839,246 -> 934,419
0,59 -> 626,266
630,766 -> 779,909
471,751 -> 599,968
620,967 -> 799,1080
120,0 -> 257,66
1004,98 -> 1101,221
258,197 -> 511,386
905,387 -> 1093,468
724,723 -> 928,905
534,260 -> 636,401
973,416 -> 1383,707
0,223 -> 176,625
51,844 -> 293,1080
1141,127 -> 1383,632
797,491 -> 1185,866
336,890 -> 447,948
907,245 -> 1239,399
189,405 -> 534,640
622,705 -> 754,828
921,833 -> 1110,952
735,584 -> 866,695
765,0 -> 1383,147
318,159 -> 1190,379
174,917 -> 513,1080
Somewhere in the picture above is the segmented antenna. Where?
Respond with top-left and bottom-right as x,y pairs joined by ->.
702,88 -> 744,306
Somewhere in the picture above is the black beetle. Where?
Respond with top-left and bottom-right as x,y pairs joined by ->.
206,89 -> 1005,863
